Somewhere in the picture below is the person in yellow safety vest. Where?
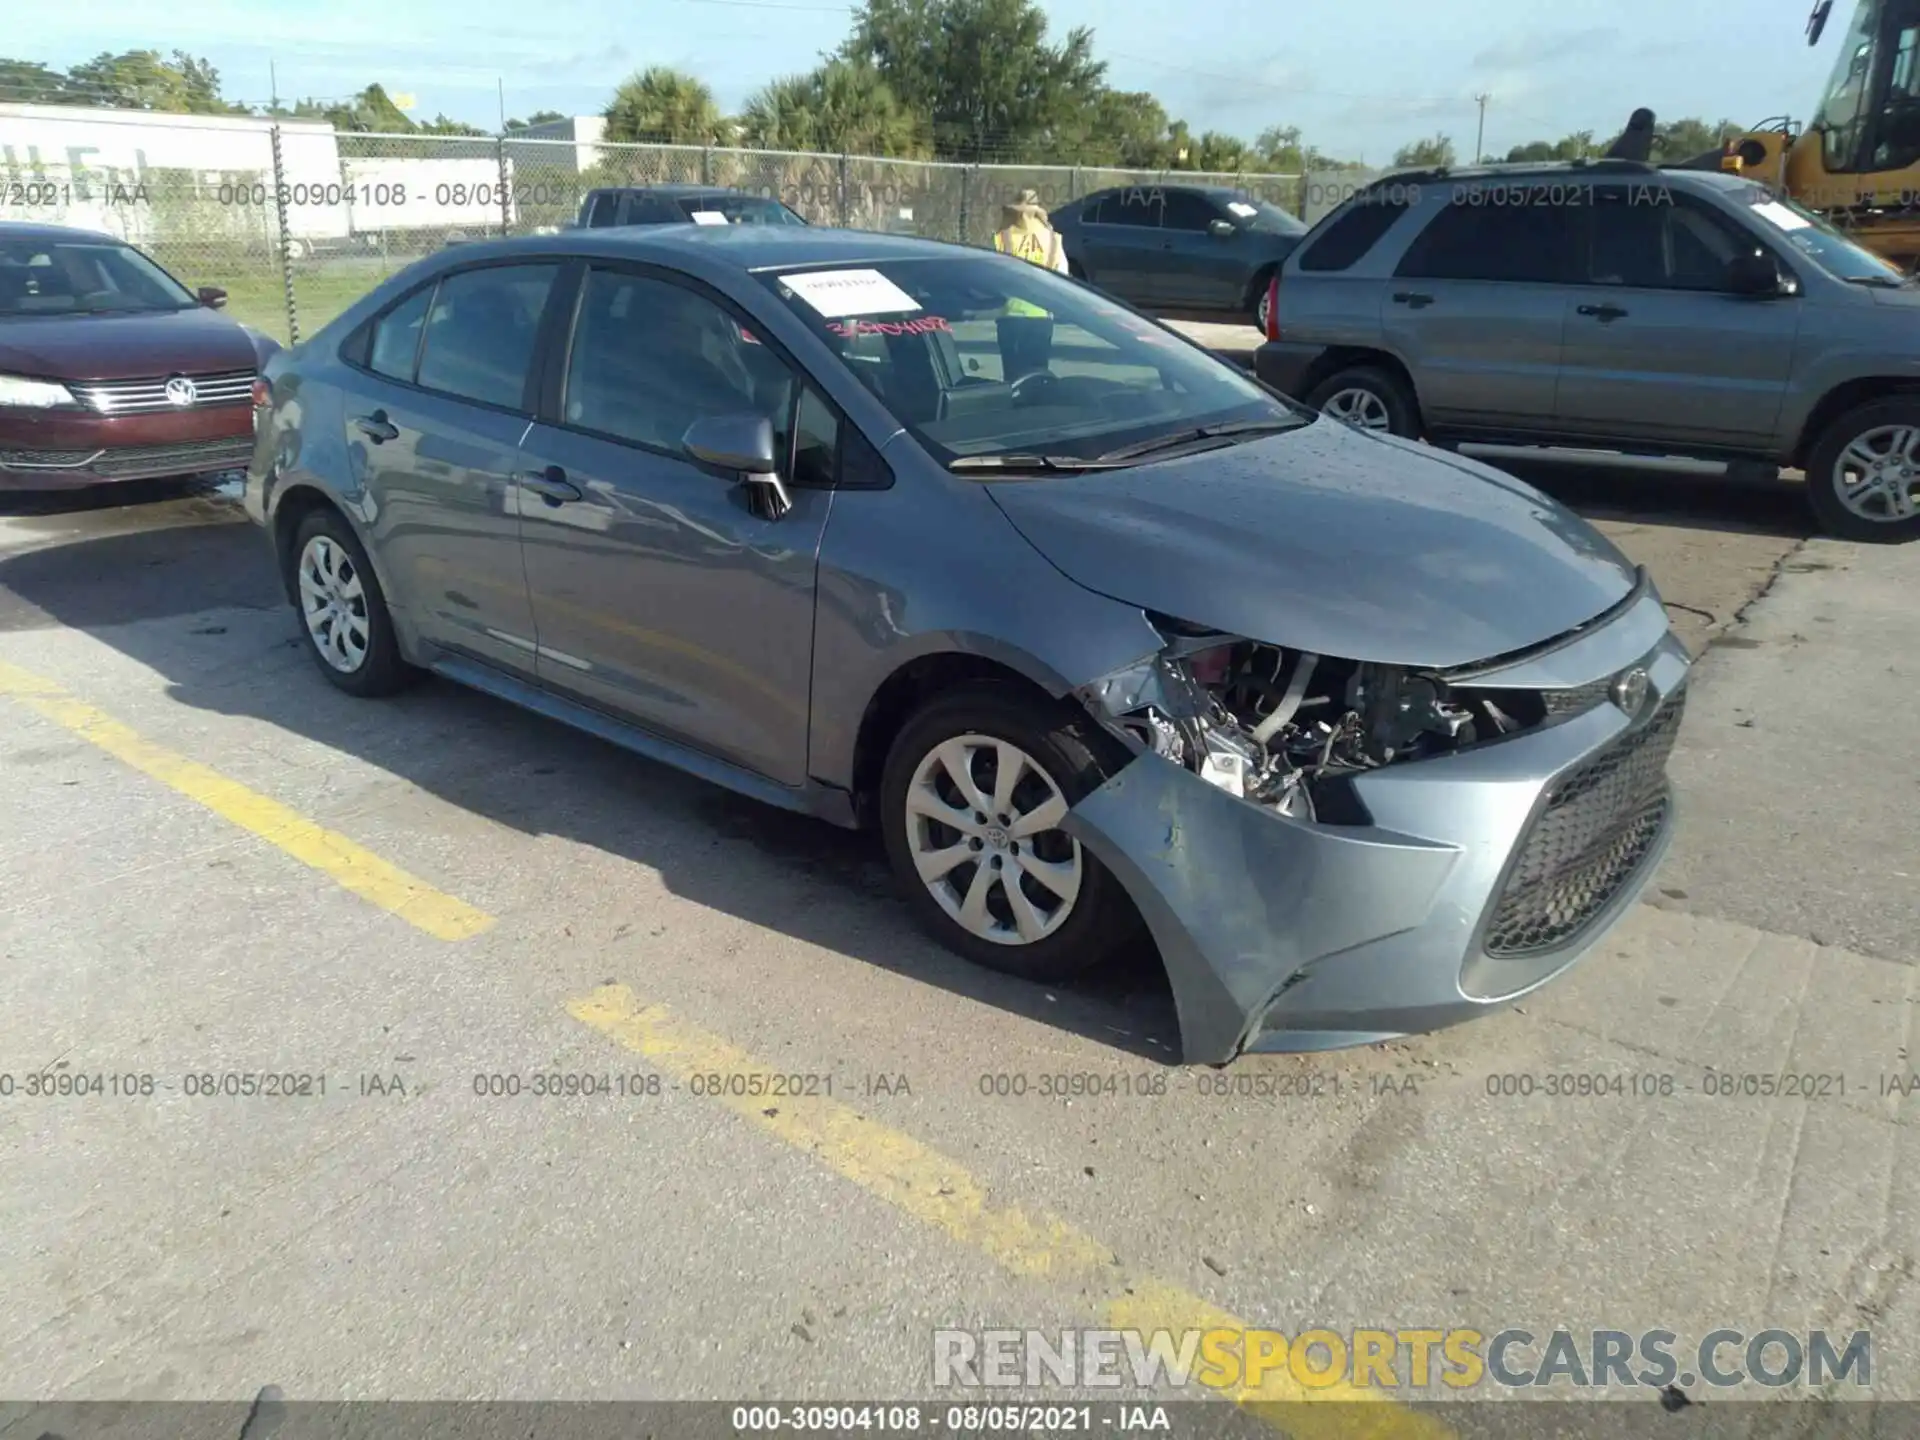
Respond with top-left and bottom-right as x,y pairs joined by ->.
991,189 -> 1069,382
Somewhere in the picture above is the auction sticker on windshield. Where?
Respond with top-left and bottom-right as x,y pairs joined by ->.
689,210 -> 729,226
1753,200 -> 1812,231
780,268 -> 922,317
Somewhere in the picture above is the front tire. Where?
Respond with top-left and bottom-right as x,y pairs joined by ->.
289,508 -> 415,696
879,685 -> 1141,982
1304,364 -> 1420,438
1805,397 -> 1920,541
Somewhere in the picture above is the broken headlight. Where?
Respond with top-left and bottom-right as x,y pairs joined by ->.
1077,616 -> 1531,822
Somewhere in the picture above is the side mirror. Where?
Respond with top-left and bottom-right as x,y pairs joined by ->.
1207,218 -> 1237,238
198,286 -> 227,309
1727,252 -> 1786,296
683,413 -> 791,517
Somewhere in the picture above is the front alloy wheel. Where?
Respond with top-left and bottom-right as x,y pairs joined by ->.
1320,386 -> 1392,431
1807,398 -> 1920,541
905,734 -> 1082,945
298,534 -> 370,673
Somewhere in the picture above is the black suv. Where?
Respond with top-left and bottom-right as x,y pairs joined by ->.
575,185 -> 808,229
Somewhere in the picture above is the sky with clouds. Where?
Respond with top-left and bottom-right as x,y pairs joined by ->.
20,0 -> 1833,162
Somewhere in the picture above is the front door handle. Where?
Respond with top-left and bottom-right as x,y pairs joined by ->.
1577,303 -> 1629,321
1392,291 -> 1434,308
518,466 -> 582,505
353,410 -> 398,443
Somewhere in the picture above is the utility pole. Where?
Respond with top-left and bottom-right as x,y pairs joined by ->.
1473,92 -> 1492,163
269,60 -> 279,115
497,78 -> 507,134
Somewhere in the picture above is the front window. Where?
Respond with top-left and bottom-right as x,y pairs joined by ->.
1736,180 -> 1911,282
1226,197 -> 1307,236
0,238 -> 197,316
680,195 -> 807,227
754,256 -> 1303,466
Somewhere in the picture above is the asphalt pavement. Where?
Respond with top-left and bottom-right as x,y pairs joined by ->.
1,408 -> 1914,1429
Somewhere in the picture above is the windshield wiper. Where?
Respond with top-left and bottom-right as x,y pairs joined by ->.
946,453 -> 1133,473
1094,417 -> 1303,463
1845,273 -> 1910,288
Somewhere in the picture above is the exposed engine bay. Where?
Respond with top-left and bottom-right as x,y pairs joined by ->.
1079,620 -> 1550,823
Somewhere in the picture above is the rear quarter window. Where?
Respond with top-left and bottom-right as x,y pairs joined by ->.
1296,195 -> 1413,272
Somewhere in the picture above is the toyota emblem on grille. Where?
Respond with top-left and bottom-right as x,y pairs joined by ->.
164,376 -> 198,407
1610,667 -> 1651,714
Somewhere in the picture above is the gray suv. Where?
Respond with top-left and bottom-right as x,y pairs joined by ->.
1254,160 -> 1920,540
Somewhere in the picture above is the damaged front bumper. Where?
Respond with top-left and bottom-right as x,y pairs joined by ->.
1060,586 -> 1690,1064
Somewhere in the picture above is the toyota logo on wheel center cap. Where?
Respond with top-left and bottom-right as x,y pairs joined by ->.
164,376 -> 198,407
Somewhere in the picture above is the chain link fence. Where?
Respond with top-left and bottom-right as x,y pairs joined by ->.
1,104 -> 1365,346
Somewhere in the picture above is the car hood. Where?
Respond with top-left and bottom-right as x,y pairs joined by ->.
985,417 -> 1640,669
0,306 -> 260,380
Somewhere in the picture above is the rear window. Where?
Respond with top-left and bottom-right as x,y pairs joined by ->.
1296,195 -> 1412,272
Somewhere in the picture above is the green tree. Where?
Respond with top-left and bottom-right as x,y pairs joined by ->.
1392,133 -> 1457,168
0,58 -> 67,104
739,59 -> 925,155
61,50 -> 245,113
1501,130 -> 1599,163
840,0 -> 1107,162
1653,116 -> 1744,161
1187,130 -> 1251,173
604,66 -> 724,144
420,113 -> 488,135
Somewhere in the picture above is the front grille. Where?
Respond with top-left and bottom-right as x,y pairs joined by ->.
1542,677 -> 1612,717
1483,687 -> 1686,957
89,437 -> 254,477
69,369 -> 255,415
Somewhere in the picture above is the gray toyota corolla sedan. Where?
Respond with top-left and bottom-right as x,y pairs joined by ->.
245,225 -> 1689,1064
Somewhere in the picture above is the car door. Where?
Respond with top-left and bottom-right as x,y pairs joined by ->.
337,260 -> 560,674
1074,189 -> 1165,302
1381,189 -> 1579,434
1552,186 -> 1802,448
513,263 -> 833,786
1154,190 -> 1241,308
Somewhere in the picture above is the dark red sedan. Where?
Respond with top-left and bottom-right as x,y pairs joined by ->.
0,223 -> 279,491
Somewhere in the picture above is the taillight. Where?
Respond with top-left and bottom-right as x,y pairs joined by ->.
1264,274 -> 1280,341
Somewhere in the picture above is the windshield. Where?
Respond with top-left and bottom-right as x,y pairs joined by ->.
754,255 -> 1302,465
1815,0 -> 1882,168
680,195 -> 807,227
0,238 -> 197,316
1738,180 -> 1909,282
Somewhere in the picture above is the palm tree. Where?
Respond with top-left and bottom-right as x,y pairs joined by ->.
739,60 -> 925,157
603,66 -> 723,144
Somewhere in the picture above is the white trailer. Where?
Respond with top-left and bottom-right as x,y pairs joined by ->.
0,102 -> 349,249
339,154 -> 516,246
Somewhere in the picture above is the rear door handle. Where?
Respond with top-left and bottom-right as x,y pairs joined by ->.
1577,303 -> 1629,321
353,410 -> 398,443
1392,291 -> 1434,308
518,465 -> 582,505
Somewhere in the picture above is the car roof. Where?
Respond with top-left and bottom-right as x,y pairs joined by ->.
422,224 -> 974,273
1074,182 -> 1264,203
589,184 -> 770,199
1366,158 -> 1746,193
0,220 -> 127,245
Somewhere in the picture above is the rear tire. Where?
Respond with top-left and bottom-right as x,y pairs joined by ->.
1805,397 -> 1920,541
1304,364 -> 1420,438
288,508 -> 416,697
1249,267 -> 1277,334
879,684 -> 1141,983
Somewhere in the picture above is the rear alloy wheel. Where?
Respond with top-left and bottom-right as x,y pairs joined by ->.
290,509 -> 415,696
1252,271 -> 1276,335
1807,398 -> 1920,540
1305,364 -> 1419,438
879,686 -> 1141,982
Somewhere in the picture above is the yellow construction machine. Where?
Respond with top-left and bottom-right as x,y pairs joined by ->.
1605,0 -> 1920,268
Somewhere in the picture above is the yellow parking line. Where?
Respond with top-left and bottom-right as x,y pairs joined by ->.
569,984 -> 1454,1440
0,660 -> 494,941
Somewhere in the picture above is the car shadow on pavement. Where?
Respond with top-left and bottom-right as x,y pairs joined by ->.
0,509 -> 1185,1062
